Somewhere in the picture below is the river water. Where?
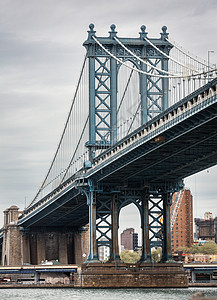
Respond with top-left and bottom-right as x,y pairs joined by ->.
0,287 -> 216,300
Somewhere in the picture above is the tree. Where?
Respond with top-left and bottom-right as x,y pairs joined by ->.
151,247 -> 162,263
201,242 -> 217,254
176,246 -> 191,253
120,250 -> 140,263
191,245 -> 201,254
176,242 -> 217,255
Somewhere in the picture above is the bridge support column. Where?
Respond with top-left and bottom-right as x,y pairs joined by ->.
37,234 -> 46,264
110,53 -> 117,145
21,233 -> 30,265
110,193 -> 120,261
59,233 -> 68,264
86,191 -> 99,262
88,56 -> 96,162
162,56 -> 169,111
162,192 -> 173,262
140,189 -> 152,262
2,206 -> 22,266
191,270 -> 196,283
34,271 -> 39,283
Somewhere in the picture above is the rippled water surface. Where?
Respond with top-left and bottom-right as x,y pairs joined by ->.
0,287 -> 216,300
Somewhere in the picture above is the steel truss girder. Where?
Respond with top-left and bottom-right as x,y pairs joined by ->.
147,189 -> 173,261
95,57 -> 111,141
146,58 -> 164,119
96,197 -> 112,249
149,195 -> 164,247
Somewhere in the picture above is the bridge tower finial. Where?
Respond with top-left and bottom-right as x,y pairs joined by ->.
161,25 -> 169,39
109,24 -> 117,38
139,25 -> 148,39
88,23 -> 96,40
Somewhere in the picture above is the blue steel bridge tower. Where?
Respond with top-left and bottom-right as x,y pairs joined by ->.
82,24 -> 178,263
83,24 -> 171,161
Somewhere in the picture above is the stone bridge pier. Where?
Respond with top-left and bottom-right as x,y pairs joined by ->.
1,206 -> 89,266
74,184 -> 188,288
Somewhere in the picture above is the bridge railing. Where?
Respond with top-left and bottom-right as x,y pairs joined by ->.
89,78 -> 217,173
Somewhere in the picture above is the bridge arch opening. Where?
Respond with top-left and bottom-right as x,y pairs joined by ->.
118,202 -> 141,262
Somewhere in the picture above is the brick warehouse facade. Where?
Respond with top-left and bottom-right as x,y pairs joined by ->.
170,188 -> 193,252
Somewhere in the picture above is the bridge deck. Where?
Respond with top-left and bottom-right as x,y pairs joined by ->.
18,79 -> 217,229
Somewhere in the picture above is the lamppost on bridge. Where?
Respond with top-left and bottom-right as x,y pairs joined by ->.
208,50 -> 214,82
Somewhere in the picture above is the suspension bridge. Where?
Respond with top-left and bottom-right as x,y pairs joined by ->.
1,24 -> 217,287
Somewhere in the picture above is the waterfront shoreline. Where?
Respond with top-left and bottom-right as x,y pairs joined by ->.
0,283 -> 74,288
189,283 -> 217,287
0,283 -> 217,288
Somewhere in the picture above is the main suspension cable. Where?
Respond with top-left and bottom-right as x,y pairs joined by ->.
117,67 -> 135,114
166,38 -> 208,68
92,36 -> 217,79
144,37 -> 198,72
92,36 -> 176,78
60,116 -> 89,184
114,37 -> 176,76
27,55 -> 88,209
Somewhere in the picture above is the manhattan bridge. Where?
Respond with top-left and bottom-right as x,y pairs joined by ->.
1,25 -> 217,274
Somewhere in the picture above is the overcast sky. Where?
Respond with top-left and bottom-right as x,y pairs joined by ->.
1,0 -> 217,230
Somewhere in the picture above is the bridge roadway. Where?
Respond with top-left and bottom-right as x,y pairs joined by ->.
0,264 -> 77,275
0,265 -> 77,286
18,78 -> 217,229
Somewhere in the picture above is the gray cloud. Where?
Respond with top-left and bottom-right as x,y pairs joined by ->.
0,0 -> 217,229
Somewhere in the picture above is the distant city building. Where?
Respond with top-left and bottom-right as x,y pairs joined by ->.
185,253 -> 217,264
195,212 -> 217,243
133,232 -> 138,251
121,228 -> 138,251
170,188 -> 193,252
98,237 -> 110,261
174,253 -> 217,264
204,212 -> 213,220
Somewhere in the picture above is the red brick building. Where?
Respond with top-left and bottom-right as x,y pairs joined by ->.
120,228 -> 138,251
170,188 -> 193,252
